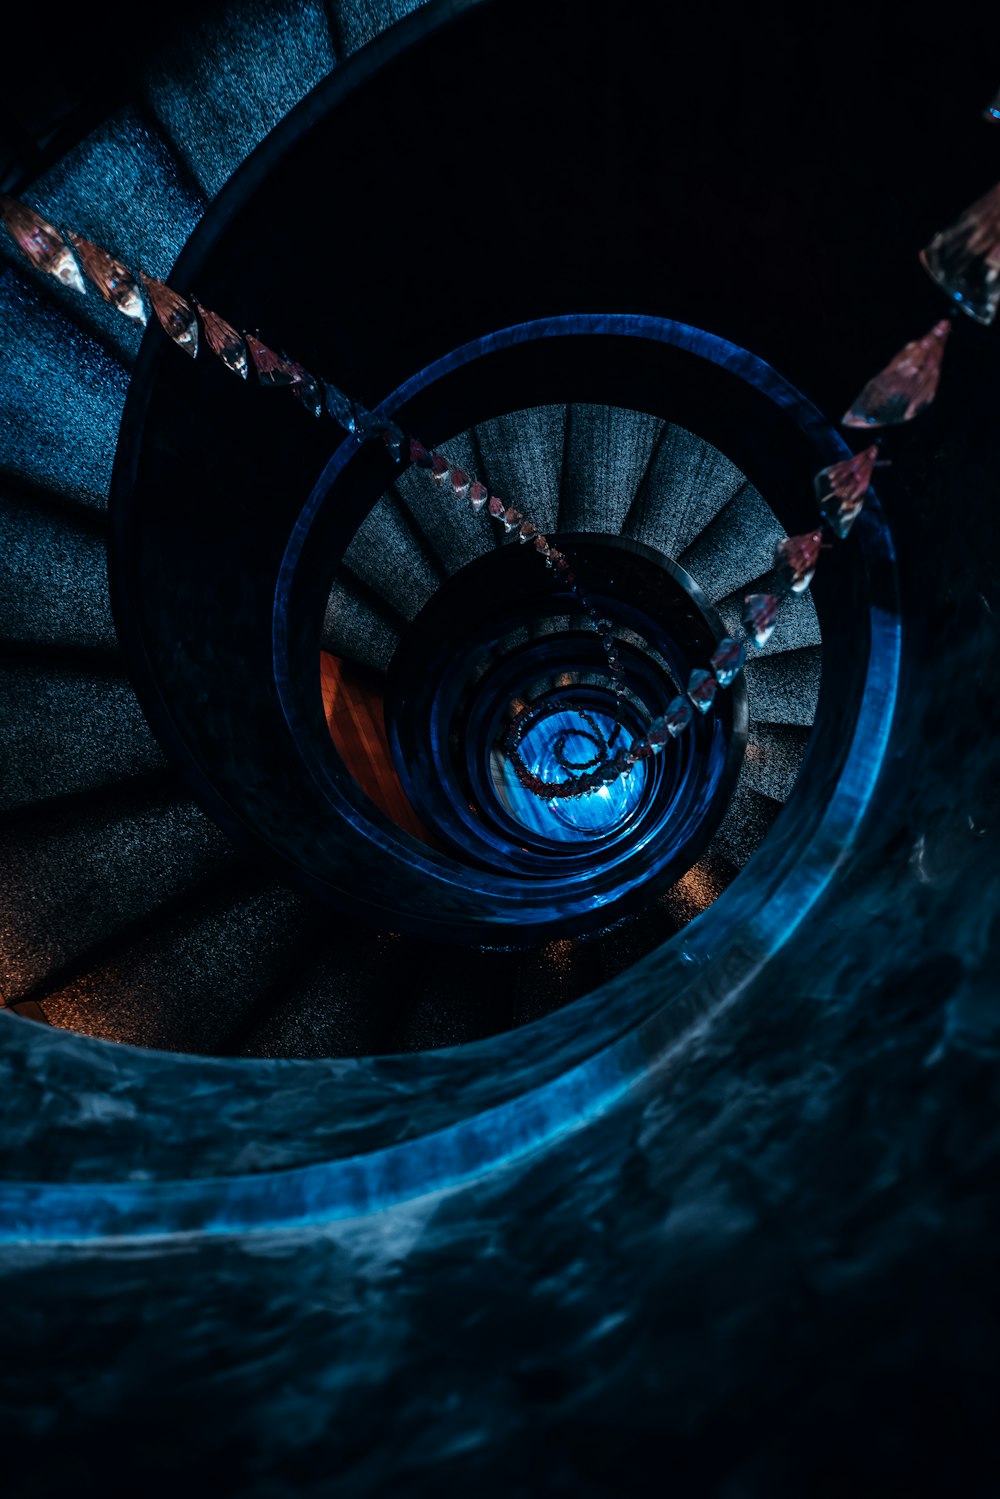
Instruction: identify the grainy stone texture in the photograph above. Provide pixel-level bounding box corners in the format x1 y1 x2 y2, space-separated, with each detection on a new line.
679 481 785 602
0 271 128 509
321 576 401 671
394 430 493 575
342 495 444 622
623 424 747 557
743 645 822 727
12 109 206 365
706 772 781 869
143 0 337 199
742 721 811 802
474 406 566 538
715 580 822 658
0 787 235 1001
0 492 115 650
330 0 432 58
0 665 165 812
39 881 315 1055
559 405 664 536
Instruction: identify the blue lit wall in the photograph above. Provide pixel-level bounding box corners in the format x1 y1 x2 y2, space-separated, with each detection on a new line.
497 705 648 841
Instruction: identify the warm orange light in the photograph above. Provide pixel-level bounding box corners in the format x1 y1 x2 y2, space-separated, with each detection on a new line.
320 652 442 849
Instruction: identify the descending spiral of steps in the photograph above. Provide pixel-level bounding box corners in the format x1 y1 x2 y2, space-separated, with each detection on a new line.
1 4 997 1495
329 401 819 859
0 0 896 1206
0 0 895 1184
0 0 825 1056
0 0 479 1057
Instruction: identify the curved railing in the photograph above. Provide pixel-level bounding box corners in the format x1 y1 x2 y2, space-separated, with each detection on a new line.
383 535 746 884
272 314 881 940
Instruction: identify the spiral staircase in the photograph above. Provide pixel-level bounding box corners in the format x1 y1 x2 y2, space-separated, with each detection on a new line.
1 3 998 1496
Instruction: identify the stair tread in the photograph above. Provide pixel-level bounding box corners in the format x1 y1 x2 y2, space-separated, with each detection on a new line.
743 721 812 803
39 881 315 1055
0 270 128 509
0 492 115 650
0 786 235 1003
678 481 784 602
715 582 822 658
708 775 783 869
474 405 566 538
394 430 493 576
322 574 401 672
743 645 822 727
560 404 665 536
660 850 741 930
235 928 419 1058
385 944 519 1053
142 0 337 200
342 495 443 622
0 663 166 814
623 424 748 558
16 108 205 364
329 0 430 58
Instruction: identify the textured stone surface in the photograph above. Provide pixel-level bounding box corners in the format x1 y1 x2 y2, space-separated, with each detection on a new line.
0 665 165 813
321 576 401 672
473 406 566 538
0 492 115 649
40 881 315 1055
143 0 337 199
679 479 786 602
27 109 205 283
0 270 128 509
559 405 664 535
715 579 822 658
707 772 782 869
236 927 413 1059
15 110 206 364
0 787 234 1002
742 721 811 802
623 423 747 556
330 0 431 58
393 429 492 576
342 495 444 622
743 646 822 727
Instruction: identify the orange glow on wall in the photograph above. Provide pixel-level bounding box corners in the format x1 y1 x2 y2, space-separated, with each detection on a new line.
320 652 441 849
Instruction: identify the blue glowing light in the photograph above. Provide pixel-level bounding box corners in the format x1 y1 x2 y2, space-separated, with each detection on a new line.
499 707 648 840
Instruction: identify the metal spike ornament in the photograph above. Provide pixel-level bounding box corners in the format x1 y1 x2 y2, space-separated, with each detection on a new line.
687 668 718 713
661 696 694 737
371 420 403 462
710 637 746 688
66 232 145 322
193 301 248 378
920 181 1000 326
287 359 324 419
842 319 950 428
775 530 823 593
742 593 782 648
244 335 324 417
0 196 85 293
814 444 879 539
245 333 296 385
140 274 198 356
